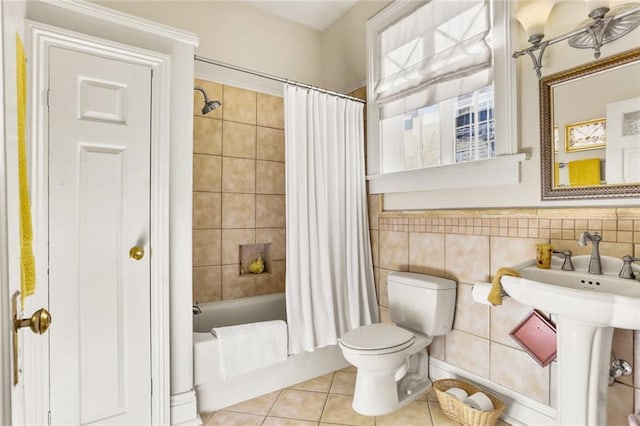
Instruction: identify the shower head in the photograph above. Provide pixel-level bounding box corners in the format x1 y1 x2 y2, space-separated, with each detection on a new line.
194 86 222 115
202 99 222 115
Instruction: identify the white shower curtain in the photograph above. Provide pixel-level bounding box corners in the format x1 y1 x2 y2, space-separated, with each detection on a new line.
284 85 378 354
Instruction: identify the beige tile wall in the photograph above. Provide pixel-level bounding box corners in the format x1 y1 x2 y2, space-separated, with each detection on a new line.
370 204 640 421
192 81 637 420
193 79 286 303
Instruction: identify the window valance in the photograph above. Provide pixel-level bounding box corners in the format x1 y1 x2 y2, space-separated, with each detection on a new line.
373 0 492 119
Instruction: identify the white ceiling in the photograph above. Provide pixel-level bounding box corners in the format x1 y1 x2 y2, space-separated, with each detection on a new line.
246 1 359 31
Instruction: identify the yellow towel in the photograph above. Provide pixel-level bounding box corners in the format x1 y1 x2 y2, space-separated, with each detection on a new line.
553 162 560 187
16 35 35 309
568 158 601 187
487 267 520 306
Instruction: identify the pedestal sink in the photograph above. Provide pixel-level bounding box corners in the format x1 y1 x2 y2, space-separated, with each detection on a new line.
500 256 640 426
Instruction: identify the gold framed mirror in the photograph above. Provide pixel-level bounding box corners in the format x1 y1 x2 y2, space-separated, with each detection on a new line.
540 48 640 200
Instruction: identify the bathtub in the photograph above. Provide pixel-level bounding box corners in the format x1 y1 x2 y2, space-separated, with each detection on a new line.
193 292 349 413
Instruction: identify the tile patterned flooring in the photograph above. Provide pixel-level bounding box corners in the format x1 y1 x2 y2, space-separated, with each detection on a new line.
200 367 512 426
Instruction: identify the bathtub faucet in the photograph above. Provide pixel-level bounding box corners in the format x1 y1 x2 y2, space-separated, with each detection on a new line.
193 302 202 315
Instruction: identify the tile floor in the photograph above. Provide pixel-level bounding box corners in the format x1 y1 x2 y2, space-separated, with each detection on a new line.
200 367 512 426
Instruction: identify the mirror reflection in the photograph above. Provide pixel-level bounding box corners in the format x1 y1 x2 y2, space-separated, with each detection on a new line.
553 60 640 187
540 48 640 200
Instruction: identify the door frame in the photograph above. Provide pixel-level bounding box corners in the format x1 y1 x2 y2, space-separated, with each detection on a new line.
25 21 171 424
0 1 13 424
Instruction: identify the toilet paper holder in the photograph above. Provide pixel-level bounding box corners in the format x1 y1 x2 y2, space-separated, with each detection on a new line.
471 282 510 306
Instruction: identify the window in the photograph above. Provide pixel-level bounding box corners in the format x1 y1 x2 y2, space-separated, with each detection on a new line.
382 84 496 173
366 0 524 193
454 85 495 163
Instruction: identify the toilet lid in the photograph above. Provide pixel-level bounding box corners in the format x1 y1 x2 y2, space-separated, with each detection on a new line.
340 323 415 353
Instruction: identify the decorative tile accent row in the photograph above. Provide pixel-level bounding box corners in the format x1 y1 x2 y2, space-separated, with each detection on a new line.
377 208 640 244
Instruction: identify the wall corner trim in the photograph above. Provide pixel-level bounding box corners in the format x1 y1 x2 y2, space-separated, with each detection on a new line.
170 390 202 426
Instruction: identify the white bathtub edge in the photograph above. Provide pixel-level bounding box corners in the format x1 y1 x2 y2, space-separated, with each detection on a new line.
196 344 349 413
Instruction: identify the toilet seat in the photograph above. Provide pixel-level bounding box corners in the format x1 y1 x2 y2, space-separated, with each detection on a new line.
340 323 415 355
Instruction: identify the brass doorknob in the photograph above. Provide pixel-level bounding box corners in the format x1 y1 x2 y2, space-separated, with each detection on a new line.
129 246 145 261
14 307 51 335
12 292 52 384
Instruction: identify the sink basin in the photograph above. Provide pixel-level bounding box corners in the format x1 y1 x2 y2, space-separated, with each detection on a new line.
499 255 640 426
501 256 640 329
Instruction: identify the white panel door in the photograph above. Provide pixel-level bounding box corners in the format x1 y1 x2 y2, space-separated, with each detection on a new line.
606 96 640 184
48 46 152 425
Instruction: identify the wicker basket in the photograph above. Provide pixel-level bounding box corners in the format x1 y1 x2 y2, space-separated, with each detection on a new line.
433 379 505 426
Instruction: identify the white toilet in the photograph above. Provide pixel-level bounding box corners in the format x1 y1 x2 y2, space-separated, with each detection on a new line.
338 272 456 416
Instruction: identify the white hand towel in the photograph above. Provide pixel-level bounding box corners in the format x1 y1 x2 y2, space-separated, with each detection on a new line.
212 320 287 379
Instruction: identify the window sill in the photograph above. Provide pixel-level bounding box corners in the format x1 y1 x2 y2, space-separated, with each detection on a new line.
367 153 528 194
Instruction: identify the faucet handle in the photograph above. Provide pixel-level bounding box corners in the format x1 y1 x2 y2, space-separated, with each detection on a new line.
619 255 640 280
553 249 575 271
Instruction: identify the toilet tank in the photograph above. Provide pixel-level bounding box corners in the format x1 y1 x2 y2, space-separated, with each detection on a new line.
387 272 456 336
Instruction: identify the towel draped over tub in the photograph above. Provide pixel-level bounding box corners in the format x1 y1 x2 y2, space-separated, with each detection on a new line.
211 320 288 379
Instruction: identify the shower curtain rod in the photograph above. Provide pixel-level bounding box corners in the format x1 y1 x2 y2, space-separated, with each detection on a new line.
194 55 366 104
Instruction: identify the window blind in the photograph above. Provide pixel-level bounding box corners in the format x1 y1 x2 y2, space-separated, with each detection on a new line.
374 0 493 119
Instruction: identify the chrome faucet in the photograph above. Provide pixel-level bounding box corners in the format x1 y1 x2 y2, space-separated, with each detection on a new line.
193 302 202 315
578 231 602 275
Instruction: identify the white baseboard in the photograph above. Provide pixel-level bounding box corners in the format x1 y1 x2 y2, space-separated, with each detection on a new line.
170 389 202 426
429 358 556 426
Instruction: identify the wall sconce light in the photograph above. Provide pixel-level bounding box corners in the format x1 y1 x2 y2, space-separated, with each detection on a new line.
512 1 640 78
